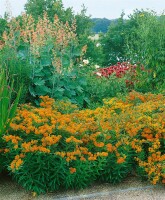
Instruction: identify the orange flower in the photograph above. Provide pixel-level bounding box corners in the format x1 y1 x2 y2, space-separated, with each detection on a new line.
66 157 70 162
94 142 104 148
15 159 23 169
80 156 86 161
69 167 76 174
106 143 113 152
162 179 165 184
117 157 125 164
4 149 10 153
88 156 97 161
106 135 111 140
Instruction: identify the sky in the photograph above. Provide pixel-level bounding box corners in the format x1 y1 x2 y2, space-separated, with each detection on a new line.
0 0 164 19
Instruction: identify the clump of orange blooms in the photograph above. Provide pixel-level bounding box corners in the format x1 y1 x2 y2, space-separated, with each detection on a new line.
69 167 76 174
3 91 165 188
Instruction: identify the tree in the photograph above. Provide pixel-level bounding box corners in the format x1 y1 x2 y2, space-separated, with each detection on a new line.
92 18 114 33
100 12 128 66
73 5 103 63
25 0 74 23
126 10 165 91
74 5 93 37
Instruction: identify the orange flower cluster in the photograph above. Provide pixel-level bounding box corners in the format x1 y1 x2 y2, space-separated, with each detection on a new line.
66 136 83 144
69 167 76 174
10 154 25 172
117 157 126 164
21 141 50 153
42 135 62 146
3 92 165 186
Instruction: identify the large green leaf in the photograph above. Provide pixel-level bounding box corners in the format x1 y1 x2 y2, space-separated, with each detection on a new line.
33 66 43 74
76 86 83 93
62 54 70 67
33 78 45 86
29 85 36 97
42 44 54 53
56 88 65 92
40 56 52 67
72 47 81 57
17 45 29 60
35 85 51 96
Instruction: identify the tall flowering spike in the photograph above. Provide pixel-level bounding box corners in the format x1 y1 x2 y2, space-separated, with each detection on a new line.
2 12 80 71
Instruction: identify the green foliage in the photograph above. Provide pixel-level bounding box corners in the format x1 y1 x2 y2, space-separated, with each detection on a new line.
0 70 21 137
100 12 128 65
1 13 86 105
7 153 105 194
75 5 93 37
100 152 133 184
25 0 73 23
0 69 21 172
0 46 31 103
126 10 165 91
29 66 90 107
53 99 79 114
92 18 114 33
85 73 128 106
64 158 105 190
100 10 165 93
81 36 104 65
11 153 69 194
0 17 8 40
0 18 7 40
74 6 102 64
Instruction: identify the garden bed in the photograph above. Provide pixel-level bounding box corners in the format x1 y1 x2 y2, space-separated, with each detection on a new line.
0 5 165 200
1 92 164 195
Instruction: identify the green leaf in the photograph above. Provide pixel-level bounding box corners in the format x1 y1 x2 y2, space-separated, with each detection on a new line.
62 55 70 67
76 86 83 93
56 88 65 92
43 68 52 76
29 85 36 97
40 56 52 67
72 47 81 57
79 77 87 86
84 97 90 104
17 45 28 60
42 44 54 53
33 66 43 74
35 85 51 96
33 78 45 86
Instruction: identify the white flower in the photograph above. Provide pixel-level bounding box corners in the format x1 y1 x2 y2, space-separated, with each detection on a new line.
95 65 100 69
96 72 102 76
83 59 89 65
96 43 101 47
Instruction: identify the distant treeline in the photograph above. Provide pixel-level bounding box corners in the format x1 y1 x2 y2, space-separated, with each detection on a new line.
91 18 118 33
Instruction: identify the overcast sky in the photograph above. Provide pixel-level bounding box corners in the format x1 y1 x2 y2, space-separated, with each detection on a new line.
0 0 164 19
